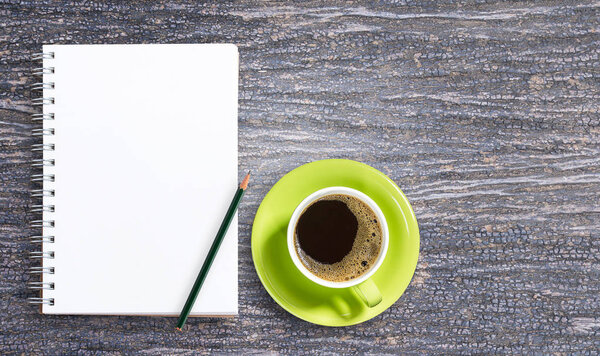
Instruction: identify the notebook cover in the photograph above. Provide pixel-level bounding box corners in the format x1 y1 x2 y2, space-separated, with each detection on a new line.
38 44 238 316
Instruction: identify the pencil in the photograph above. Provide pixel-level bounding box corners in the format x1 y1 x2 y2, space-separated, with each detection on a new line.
176 171 250 331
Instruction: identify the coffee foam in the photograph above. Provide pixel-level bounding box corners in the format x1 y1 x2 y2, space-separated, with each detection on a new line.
294 194 383 282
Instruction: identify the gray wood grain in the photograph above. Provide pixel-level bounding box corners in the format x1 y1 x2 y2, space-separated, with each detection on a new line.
1 0 599 354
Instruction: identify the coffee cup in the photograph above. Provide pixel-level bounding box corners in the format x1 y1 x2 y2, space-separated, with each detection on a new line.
287 187 389 307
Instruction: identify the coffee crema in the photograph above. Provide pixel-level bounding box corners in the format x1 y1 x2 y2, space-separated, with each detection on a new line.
294 194 383 282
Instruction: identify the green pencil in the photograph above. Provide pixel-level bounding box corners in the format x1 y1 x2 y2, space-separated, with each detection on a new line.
176 171 250 331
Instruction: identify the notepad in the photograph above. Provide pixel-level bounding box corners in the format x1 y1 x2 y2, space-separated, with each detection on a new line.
33 44 238 315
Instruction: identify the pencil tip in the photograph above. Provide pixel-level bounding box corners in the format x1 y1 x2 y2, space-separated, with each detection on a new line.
176 327 182 332
240 171 251 190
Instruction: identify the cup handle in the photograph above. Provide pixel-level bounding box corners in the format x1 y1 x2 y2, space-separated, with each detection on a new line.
352 279 382 308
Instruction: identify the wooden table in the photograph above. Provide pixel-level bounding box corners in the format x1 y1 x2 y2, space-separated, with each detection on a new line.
1 1 599 354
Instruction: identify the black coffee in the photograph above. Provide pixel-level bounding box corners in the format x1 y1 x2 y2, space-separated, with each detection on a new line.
294 194 383 282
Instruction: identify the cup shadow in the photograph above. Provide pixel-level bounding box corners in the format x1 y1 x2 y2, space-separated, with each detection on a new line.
259 222 367 320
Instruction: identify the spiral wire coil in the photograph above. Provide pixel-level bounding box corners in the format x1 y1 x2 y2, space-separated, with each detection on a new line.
28 51 56 306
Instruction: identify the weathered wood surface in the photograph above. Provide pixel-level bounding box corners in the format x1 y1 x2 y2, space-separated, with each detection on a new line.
1 0 599 354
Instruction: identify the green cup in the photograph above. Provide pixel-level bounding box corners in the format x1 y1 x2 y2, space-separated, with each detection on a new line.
287 187 389 308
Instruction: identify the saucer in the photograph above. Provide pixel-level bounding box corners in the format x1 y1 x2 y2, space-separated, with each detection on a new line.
251 159 419 326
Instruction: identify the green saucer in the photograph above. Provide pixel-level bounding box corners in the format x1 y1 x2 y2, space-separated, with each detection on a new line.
251 159 419 326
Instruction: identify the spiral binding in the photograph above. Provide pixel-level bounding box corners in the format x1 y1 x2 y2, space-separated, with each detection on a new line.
28 282 55 290
31 174 55 182
30 220 55 228
30 205 55 213
32 67 54 75
29 251 54 259
31 189 55 197
29 267 55 274
32 52 54 60
29 236 55 243
32 97 55 105
31 83 55 91
31 144 55 152
31 128 55 136
28 298 54 306
29 51 56 307
31 159 55 167
31 113 54 121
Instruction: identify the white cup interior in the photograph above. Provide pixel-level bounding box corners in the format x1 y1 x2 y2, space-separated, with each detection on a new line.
287 186 389 288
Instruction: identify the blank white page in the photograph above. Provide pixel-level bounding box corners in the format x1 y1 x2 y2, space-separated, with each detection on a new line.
40 44 238 315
